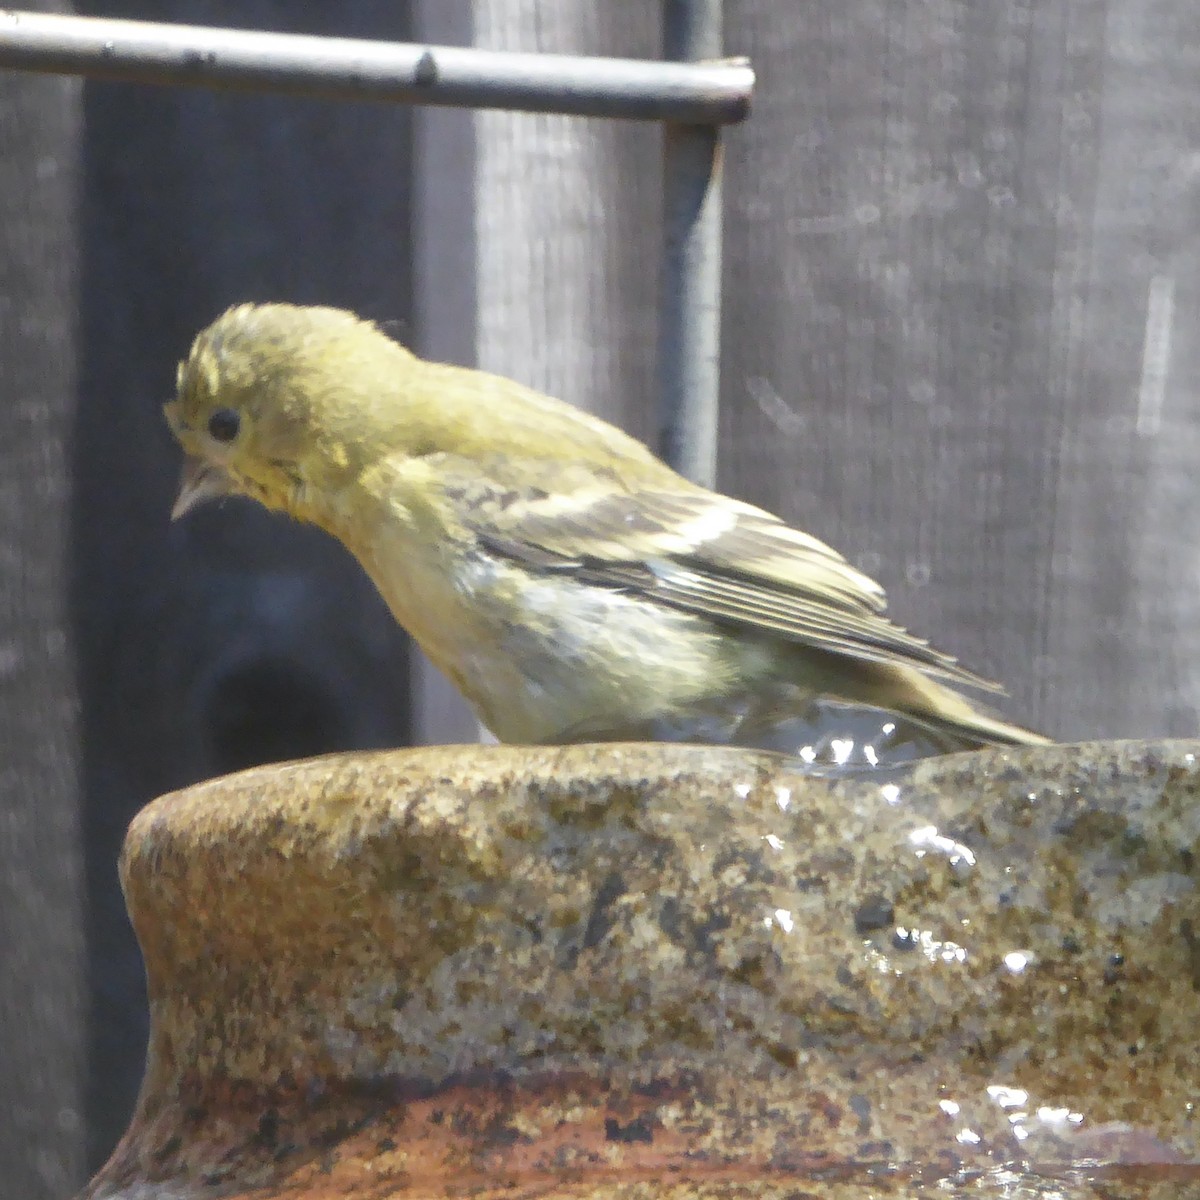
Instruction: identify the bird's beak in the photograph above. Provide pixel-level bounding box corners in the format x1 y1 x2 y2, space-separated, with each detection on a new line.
171 456 234 520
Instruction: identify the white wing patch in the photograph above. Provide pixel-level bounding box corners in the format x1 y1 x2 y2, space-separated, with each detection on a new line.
676 504 740 546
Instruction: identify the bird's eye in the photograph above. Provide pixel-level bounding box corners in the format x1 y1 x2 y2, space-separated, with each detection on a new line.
208 408 241 443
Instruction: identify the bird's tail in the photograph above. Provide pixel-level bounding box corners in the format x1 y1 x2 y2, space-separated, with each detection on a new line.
894 670 1049 750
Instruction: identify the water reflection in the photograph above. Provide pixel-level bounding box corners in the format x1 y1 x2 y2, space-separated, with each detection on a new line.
587 690 999 772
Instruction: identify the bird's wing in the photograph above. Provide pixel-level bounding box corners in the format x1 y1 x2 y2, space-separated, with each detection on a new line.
441 460 1001 693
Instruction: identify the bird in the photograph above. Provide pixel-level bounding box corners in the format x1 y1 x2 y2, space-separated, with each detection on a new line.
164 302 1046 759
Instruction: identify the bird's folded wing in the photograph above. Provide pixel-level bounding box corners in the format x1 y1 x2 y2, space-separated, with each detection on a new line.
446 464 1001 693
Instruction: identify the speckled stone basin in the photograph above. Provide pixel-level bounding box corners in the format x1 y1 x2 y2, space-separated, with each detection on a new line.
83 741 1199 1199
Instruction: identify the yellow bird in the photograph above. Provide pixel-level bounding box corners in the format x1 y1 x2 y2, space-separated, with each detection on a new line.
165 302 1046 755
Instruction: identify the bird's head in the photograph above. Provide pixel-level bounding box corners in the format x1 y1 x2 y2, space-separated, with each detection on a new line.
165 302 416 522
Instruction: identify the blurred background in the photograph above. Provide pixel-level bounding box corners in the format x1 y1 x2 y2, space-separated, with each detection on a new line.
4 0 1200 1194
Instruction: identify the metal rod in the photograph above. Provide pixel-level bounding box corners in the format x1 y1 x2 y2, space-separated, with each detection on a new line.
658 0 725 487
0 9 752 123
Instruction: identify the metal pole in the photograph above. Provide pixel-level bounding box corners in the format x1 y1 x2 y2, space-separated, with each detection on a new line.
0 10 752 124
659 0 724 487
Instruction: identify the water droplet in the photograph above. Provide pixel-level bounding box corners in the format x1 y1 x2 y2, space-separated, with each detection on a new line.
909 825 977 869
987 1085 1029 1109
769 908 794 933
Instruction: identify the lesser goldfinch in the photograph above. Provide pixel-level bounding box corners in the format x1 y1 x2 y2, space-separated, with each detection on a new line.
165 303 1045 752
